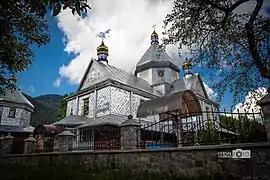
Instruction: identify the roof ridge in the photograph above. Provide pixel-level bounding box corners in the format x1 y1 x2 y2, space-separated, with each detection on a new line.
136 43 178 68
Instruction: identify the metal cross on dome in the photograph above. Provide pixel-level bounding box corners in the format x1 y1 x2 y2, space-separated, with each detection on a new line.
152 24 156 30
97 29 111 41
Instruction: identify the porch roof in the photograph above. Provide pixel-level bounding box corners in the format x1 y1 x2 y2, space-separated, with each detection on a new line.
136 90 202 118
77 114 128 129
52 115 90 126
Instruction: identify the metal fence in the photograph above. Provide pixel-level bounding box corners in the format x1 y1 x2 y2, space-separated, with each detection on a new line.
137 109 267 148
70 125 121 151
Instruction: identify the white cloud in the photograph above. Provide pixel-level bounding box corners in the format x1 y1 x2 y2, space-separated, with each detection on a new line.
203 82 217 98
233 87 268 114
28 86 35 93
54 0 269 87
55 0 184 85
53 77 62 88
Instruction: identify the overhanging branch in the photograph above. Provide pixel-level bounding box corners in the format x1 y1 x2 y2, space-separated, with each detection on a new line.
245 0 270 79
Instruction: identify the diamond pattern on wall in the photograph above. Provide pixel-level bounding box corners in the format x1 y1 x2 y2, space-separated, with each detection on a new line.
132 94 141 118
66 100 72 116
87 93 95 118
132 94 150 118
66 99 77 116
111 87 131 116
96 87 110 117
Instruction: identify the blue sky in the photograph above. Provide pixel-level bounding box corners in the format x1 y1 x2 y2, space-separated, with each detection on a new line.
17 17 77 96
16 0 269 111
16 14 234 110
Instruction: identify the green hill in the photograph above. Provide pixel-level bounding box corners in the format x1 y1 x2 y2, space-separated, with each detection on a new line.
23 93 63 127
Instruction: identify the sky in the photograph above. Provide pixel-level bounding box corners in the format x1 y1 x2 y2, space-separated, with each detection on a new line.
16 0 270 112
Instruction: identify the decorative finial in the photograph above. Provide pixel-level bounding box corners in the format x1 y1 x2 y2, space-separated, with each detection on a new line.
182 58 193 77
8 75 17 84
152 24 156 30
96 29 111 64
151 26 159 45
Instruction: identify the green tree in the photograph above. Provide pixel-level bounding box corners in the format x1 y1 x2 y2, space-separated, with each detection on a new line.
183 120 219 145
56 94 68 120
0 0 90 94
163 0 269 104
219 114 267 142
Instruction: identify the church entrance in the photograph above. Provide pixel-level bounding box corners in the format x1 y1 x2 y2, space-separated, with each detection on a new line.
71 124 121 151
136 90 203 148
33 124 64 152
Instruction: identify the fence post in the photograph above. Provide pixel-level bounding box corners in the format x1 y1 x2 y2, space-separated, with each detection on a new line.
257 87 270 143
119 115 141 150
58 130 74 152
3 133 14 154
0 135 4 156
24 134 37 154
53 134 59 152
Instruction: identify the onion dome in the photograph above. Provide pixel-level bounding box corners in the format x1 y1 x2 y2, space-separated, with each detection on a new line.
8 75 17 83
97 41 109 64
151 30 159 45
182 58 193 77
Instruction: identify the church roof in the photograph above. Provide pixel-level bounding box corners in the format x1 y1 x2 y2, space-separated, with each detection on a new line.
77 59 161 97
0 125 34 133
77 114 128 128
136 43 179 70
137 90 202 118
52 115 90 126
169 74 209 99
0 89 34 110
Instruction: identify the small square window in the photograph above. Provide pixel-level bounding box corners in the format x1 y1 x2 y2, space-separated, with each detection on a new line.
8 108 16 118
70 108 73 115
83 98 89 116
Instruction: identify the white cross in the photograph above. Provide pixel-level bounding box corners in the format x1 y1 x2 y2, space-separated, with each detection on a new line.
97 29 111 41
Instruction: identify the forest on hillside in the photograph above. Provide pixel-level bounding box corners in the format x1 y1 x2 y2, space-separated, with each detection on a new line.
23 93 64 127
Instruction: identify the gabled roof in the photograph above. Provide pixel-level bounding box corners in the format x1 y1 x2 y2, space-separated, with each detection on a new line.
77 59 161 96
136 43 179 69
0 89 34 110
170 74 209 99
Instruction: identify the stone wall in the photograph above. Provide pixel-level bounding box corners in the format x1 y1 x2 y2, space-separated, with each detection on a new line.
1 143 270 179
